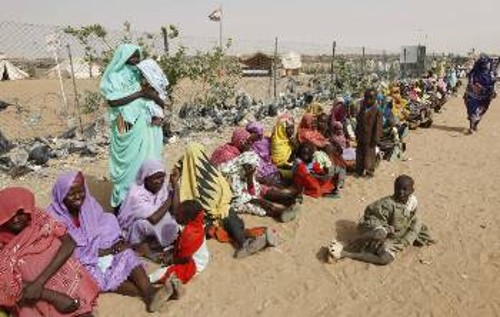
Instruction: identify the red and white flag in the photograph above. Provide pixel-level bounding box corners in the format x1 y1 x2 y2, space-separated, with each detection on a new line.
208 8 221 22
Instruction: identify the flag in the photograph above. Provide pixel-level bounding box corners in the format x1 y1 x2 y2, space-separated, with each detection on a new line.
208 8 221 22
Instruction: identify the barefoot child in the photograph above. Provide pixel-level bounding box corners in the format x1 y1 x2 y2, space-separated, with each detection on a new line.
150 200 209 286
327 175 434 265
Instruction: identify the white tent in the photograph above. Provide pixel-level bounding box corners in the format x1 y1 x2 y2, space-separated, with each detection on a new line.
281 52 302 70
47 58 101 79
0 55 29 80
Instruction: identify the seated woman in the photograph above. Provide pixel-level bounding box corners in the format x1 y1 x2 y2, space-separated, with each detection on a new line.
316 113 332 139
173 142 275 259
330 97 356 141
47 172 176 313
330 121 356 171
210 128 252 168
271 114 297 170
293 143 338 198
149 200 209 286
297 113 330 149
300 113 347 189
220 151 299 222
245 122 282 186
304 94 324 115
118 160 178 260
327 175 434 265
0 187 98 317
377 97 407 161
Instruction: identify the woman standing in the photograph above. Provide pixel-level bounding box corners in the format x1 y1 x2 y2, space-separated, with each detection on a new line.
100 44 165 210
464 56 496 133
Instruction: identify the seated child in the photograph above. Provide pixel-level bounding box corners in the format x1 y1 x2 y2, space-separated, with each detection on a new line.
149 200 209 286
293 143 338 198
136 59 169 126
327 175 434 265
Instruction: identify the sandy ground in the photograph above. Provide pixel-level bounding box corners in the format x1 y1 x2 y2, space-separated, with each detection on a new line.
0 93 499 316
0 76 299 140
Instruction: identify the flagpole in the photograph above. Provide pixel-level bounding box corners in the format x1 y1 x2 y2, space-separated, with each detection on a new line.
219 5 223 49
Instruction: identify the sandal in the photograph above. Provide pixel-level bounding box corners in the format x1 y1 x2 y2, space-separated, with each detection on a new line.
327 240 344 260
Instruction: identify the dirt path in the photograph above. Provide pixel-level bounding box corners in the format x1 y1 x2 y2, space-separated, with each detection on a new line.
1 94 499 316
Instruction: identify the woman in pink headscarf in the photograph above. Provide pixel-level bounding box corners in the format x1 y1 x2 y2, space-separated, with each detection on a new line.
118 160 179 261
210 128 253 168
297 114 330 149
0 187 98 317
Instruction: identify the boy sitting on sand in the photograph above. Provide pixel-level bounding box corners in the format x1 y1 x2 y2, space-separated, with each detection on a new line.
327 175 434 265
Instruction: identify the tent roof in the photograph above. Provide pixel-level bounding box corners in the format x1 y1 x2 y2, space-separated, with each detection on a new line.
281 52 302 69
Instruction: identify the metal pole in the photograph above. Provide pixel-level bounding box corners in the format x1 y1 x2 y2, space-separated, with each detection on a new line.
219 5 223 49
66 45 84 134
331 41 336 96
362 46 366 75
53 51 69 111
273 37 278 100
162 27 169 56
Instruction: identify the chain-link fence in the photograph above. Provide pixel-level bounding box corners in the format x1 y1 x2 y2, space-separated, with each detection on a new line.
0 20 425 139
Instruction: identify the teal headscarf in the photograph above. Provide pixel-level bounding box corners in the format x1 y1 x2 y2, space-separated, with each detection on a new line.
100 44 145 124
100 44 163 207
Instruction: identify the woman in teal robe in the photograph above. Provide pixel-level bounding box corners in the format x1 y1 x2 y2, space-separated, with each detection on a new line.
100 44 164 209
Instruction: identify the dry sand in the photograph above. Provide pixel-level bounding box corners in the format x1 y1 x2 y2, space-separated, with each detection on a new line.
0 92 499 316
0 76 297 140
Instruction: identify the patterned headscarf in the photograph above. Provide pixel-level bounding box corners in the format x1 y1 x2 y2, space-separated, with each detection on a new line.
137 59 169 101
210 128 252 167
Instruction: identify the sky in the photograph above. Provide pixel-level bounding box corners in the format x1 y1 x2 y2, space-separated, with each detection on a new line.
2 0 499 55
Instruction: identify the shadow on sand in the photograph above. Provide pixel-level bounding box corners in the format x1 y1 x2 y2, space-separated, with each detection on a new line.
430 124 468 134
316 219 360 263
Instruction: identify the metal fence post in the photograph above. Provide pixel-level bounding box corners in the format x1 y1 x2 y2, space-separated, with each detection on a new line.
66 44 84 135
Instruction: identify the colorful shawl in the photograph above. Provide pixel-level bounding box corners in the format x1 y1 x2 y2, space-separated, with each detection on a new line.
271 114 294 166
330 121 348 149
179 143 233 220
47 172 123 267
246 122 279 179
0 188 99 315
297 114 329 148
305 102 324 115
330 98 347 126
210 128 251 167
118 160 170 231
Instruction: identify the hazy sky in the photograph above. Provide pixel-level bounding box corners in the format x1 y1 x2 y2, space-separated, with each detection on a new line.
2 0 499 54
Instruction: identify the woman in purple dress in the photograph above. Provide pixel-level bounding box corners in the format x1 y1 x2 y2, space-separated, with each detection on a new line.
47 171 176 313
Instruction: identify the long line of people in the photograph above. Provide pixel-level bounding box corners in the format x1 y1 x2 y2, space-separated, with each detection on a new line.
0 62 463 316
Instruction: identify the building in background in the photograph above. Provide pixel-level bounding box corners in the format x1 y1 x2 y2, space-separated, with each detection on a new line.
400 46 426 78
240 52 273 77
281 52 302 77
